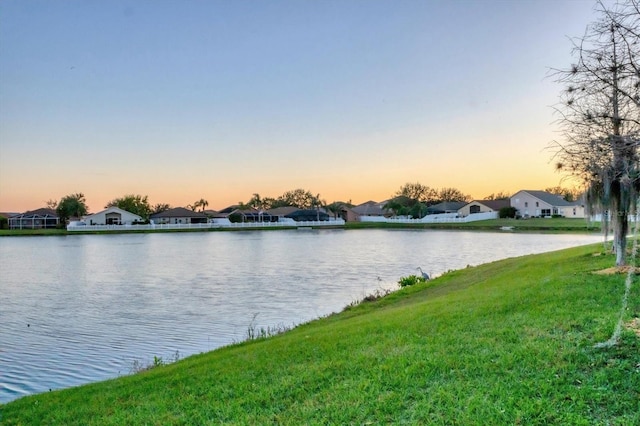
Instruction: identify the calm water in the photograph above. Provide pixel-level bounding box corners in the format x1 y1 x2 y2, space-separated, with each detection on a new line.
0 229 601 403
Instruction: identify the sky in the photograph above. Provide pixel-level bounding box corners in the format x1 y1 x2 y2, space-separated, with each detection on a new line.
0 0 603 213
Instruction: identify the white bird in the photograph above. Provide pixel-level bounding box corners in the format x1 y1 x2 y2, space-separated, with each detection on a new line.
416 267 430 280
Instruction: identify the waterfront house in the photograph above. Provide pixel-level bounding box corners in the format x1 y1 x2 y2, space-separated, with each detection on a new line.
9 208 59 229
150 207 208 224
458 199 510 217
285 209 330 222
510 190 585 218
267 206 299 219
351 200 393 221
84 207 143 225
426 202 467 215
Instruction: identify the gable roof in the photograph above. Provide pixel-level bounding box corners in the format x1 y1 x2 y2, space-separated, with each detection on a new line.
85 206 143 220
150 207 207 218
514 190 577 207
467 199 511 211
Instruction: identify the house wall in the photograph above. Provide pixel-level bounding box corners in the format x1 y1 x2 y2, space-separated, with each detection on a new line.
511 192 553 218
511 191 585 218
86 209 142 225
341 209 359 222
458 202 494 217
152 216 207 224
560 205 586 218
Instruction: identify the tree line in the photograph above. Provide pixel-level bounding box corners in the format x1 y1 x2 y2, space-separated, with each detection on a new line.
38 183 582 226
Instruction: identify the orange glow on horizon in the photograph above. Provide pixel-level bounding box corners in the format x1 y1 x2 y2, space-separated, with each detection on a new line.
0 169 565 214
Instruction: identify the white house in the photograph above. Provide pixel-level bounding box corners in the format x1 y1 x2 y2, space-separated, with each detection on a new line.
510 190 585 218
83 206 143 225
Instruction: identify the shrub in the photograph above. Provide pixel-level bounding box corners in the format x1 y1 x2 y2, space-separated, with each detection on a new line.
398 275 426 288
499 206 517 219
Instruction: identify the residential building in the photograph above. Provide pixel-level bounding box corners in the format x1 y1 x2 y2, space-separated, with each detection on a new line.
510 190 585 218
9 208 59 229
150 207 207 224
458 199 510 217
84 206 143 225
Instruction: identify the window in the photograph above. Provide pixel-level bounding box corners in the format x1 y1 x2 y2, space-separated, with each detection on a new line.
541 209 551 217
470 205 480 214
536 202 539 207
524 202 528 207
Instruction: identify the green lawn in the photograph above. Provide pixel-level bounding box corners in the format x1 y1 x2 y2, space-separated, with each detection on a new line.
1 244 637 425
346 217 601 232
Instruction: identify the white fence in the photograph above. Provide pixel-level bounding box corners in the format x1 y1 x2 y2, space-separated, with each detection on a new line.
67 219 346 232
360 211 498 224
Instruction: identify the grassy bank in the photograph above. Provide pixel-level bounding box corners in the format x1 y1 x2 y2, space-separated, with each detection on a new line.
346 217 601 232
1 244 638 425
0 218 600 237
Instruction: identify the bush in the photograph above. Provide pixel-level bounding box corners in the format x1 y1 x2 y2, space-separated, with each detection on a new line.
499 206 517 219
398 275 426 288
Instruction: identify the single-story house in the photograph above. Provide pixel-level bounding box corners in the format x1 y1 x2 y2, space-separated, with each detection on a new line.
84 206 143 225
285 209 330 222
267 206 299 219
510 190 585 218
150 207 208 224
266 206 333 222
351 200 393 221
9 208 59 229
426 202 467 215
458 199 510 217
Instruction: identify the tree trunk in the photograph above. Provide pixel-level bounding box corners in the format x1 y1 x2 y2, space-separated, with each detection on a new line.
610 174 629 266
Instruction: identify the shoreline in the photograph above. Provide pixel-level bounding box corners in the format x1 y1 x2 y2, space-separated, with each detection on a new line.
1 242 637 424
0 218 602 237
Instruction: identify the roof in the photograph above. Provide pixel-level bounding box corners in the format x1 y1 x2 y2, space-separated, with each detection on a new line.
217 205 240 214
85 206 143 220
10 208 58 218
267 206 299 216
285 209 330 219
468 199 511 210
427 202 467 212
150 207 207 218
351 201 390 216
514 190 577 207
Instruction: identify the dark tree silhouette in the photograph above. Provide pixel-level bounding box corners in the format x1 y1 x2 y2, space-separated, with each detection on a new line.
551 0 639 266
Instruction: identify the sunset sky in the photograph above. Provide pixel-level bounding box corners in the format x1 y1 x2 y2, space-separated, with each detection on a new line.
0 0 600 213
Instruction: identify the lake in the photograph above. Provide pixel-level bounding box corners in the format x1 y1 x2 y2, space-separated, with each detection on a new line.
0 229 602 403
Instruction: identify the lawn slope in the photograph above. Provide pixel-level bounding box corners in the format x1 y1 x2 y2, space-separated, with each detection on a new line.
1 244 638 425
